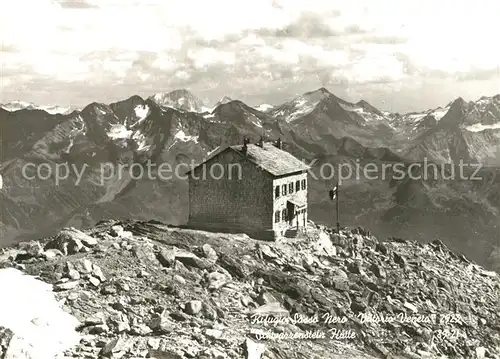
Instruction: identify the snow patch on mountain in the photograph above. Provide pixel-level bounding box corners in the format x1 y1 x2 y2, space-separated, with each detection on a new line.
402 107 450 123
255 104 274 112
107 124 133 140
1 100 33 111
407 113 427 122
430 107 449 121
0 268 81 359
105 117 152 152
475 96 499 111
164 129 199 152
174 130 199 143
272 97 320 123
46 106 74 115
132 131 152 152
202 112 223 123
1 101 74 115
65 115 86 153
340 103 388 122
245 112 263 128
387 106 452 137
134 104 150 122
465 122 500 132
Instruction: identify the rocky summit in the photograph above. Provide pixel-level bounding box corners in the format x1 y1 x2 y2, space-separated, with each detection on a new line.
0 221 499 359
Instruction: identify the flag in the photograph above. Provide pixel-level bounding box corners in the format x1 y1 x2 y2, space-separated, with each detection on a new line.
329 186 337 200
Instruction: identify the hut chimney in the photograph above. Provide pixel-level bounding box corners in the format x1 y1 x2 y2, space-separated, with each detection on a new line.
242 137 249 154
275 137 282 149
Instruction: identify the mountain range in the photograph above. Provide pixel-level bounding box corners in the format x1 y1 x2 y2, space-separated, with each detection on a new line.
0 88 499 271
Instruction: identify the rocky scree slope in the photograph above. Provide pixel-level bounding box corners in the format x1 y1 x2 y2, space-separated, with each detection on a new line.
0 220 499 359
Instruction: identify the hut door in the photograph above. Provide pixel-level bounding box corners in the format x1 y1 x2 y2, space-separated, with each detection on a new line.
286 201 295 226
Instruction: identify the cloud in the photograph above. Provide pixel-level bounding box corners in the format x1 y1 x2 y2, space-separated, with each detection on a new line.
187 48 236 69
344 24 370 35
55 0 98 9
361 36 408 45
257 12 340 38
0 0 499 112
456 68 500 82
0 44 18 53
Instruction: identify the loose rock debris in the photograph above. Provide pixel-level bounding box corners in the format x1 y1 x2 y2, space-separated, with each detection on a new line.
0 220 498 359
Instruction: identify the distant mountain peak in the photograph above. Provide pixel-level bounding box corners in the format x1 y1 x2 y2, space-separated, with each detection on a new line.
213 96 233 109
149 89 206 113
303 87 333 98
214 99 247 111
81 102 112 117
270 87 370 123
0 100 74 115
126 95 145 103
218 96 232 103
448 97 467 109
166 88 193 96
83 101 107 109
150 89 197 101
316 87 331 94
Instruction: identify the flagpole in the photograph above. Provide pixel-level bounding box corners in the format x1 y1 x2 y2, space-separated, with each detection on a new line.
336 177 340 233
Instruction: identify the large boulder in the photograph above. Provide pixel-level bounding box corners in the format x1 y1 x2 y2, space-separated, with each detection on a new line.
45 228 98 255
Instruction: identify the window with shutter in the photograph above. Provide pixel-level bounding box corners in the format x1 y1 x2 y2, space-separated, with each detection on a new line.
275 186 280 198
275 211 280 223
282 208 287 221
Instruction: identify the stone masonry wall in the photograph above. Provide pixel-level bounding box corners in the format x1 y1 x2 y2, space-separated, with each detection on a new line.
188 150 274 237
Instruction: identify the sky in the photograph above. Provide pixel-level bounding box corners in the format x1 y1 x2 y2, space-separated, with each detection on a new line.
1 0 499 113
